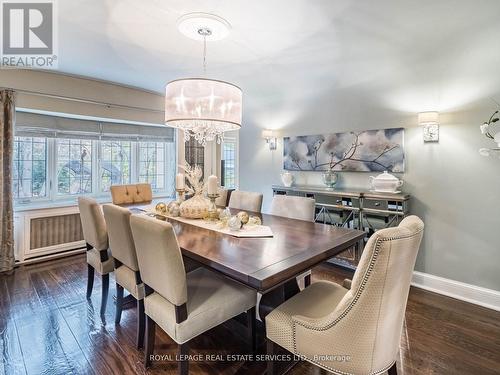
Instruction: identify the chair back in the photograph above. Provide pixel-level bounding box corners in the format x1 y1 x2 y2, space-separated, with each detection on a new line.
78 197 108 251
215 188 229 207
110 183 152 205
228 190 263 212
102 204 139 271
319 216 424 372
270 195 316 222
130 215 187 306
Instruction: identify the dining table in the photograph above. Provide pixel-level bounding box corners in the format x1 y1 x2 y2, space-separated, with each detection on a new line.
126 202 366 322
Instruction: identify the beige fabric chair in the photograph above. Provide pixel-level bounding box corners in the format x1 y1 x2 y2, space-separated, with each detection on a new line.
102 204 145 349
78 197 113 316
130 215 258 373
270 195 316 222
266 216 424 375
110 183 153 205
228 190 263 212
270 195 317 288
215 187 229 207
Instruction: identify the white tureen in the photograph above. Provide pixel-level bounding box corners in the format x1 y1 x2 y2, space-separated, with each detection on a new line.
369 171 403 193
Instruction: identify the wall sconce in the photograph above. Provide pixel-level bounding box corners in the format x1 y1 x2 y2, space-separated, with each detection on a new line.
262 129 277 150
479 110 500 156
418 111 439 142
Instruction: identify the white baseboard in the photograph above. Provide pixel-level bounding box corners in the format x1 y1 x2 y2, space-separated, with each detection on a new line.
411 271 500 312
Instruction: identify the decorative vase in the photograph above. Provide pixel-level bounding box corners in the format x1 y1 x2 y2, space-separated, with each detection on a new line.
322 170 338 188
280 171 294 187
180 193 209 219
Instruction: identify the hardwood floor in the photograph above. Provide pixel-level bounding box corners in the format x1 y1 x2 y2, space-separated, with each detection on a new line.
1 254 499 375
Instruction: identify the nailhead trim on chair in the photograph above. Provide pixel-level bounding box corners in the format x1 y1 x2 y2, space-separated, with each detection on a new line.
291 228 423 375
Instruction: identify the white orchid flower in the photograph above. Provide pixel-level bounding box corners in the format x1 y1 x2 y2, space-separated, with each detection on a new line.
480 123 489 134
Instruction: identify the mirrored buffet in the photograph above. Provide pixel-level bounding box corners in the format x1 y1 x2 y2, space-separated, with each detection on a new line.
272 185 410 270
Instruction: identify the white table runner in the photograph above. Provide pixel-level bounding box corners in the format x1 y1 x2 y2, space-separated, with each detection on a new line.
143 207 273 238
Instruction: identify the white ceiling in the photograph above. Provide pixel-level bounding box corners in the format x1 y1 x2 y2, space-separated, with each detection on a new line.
58 0 500 115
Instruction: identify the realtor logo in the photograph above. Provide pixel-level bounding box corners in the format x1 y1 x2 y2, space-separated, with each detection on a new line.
1 0 58 68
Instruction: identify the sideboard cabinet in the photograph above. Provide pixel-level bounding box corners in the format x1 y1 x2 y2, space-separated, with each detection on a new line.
272 185 410 270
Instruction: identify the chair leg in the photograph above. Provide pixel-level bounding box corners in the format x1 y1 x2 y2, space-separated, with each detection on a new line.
388 362 397 375
145 315 156 368
267 339 277 375
100 274 109 317
178 342 189 375
115 283 124 324
136 299 145 349
86 264 94 299
246 307 256 354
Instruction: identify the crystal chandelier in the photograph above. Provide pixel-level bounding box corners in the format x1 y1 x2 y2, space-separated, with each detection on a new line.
479 110 500 157
164 13 242 146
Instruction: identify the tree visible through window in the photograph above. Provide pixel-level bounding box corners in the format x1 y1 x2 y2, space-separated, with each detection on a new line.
57 139 93 195
100 140 131 192
139 142 165 191
13 137 47 199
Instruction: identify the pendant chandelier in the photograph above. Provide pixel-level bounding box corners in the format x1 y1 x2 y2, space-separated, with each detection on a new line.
164 13 242 146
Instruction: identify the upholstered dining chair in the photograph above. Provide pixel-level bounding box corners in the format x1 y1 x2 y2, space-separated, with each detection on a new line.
130 215 258 374
110 183 153 205
270 195 316 288
228 190 263 212
265 215 424 375
102 204 145 349
270 195 316 222
78 197 114 316
215 187 229 206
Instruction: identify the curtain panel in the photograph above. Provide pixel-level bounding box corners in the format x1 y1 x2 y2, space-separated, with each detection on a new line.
0 90 15 273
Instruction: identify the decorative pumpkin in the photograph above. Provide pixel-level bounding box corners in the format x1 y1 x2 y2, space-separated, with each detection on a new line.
167 201 180 217
248 216 262 226
155 202 167 215
237 211 249 225
228 215 243 231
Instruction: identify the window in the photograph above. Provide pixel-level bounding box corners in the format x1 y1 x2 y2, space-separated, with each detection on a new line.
57 139 93 195
139 142 165 191
100 140 131 192
13 137 47 200
14 111 177 205
222 135 238 189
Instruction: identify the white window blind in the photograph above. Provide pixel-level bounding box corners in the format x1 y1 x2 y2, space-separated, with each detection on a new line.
15 111 175 142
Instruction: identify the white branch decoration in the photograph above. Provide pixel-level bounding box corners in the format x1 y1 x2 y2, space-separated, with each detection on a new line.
178 163 205 195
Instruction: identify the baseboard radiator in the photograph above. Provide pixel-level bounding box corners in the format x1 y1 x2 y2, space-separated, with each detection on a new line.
16 210 87 264
29 213 84 250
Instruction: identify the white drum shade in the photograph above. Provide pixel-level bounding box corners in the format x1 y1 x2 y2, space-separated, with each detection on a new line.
164 78 242 145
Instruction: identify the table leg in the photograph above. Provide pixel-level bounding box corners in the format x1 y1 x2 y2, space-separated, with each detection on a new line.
259 278 300 322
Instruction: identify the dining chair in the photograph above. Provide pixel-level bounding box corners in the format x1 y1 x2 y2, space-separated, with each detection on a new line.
102 204 146 349
270 195 316 222
130 214 258 373
228 190 263 212
265 215 424 375
78 197 114 316
215 187 229 206
110 183 153 205
270 195 316 287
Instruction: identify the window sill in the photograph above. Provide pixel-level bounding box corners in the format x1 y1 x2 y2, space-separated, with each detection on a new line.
14 194 174 213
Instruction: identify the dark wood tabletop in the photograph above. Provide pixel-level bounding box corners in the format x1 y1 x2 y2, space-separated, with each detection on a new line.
129 204 365 293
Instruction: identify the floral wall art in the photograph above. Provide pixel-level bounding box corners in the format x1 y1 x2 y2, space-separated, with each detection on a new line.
283 128 405 172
